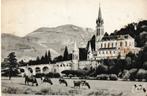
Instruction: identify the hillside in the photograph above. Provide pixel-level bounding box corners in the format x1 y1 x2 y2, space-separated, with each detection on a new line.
1 24 94 61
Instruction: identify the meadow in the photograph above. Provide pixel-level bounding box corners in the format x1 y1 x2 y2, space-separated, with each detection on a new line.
1 77 147 96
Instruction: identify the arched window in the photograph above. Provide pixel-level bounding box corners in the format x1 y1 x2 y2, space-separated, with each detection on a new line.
35 67 41 73
112 43 113 48
108 43 110 48
129 42 131 46
42 66 49 73
101 43 103 48
20 69 25 72
113 51 115 54
120 42 123 47
28 68 33 73
63 64 65 67
104 43 106 48
125 41 127 47
115 42 117 47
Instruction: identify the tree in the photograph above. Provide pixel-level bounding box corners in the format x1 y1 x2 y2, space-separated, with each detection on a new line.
45 51 48 63
7 52 18 80
41 56 46 64
63 46 69 61
36 56 40 64
48 50 52 63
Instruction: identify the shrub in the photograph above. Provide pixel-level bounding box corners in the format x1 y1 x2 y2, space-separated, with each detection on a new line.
54 73 60 78
129 68 138 81
96 74 109 80
95 64 108 76
46 72 60 78
143 61 147 70
109 74 118 80
35 73 44 78
136 69 147 81
122 70 130 81
61 69 87 77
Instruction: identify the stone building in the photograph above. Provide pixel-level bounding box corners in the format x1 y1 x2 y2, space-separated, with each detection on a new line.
87 5 141 60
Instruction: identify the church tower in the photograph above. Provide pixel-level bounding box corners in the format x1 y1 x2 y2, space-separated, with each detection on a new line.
72 41 79 70
87 42 93 60
96 5 104 42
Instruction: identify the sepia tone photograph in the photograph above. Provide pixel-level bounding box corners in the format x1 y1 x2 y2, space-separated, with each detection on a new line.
1 0 147 96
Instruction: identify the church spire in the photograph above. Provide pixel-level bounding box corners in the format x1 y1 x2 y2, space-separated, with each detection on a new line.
96 3 104 42
96 4 103 25
98 4 102 20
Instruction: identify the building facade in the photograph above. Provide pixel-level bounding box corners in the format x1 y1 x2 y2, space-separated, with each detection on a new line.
87 5 141 60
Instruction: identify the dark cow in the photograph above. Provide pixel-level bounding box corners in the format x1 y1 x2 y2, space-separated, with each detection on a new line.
43 76 53 85
25 75 38 86
73 80 90 89
73 81 81 88
59 78 68 86
81 81 90 89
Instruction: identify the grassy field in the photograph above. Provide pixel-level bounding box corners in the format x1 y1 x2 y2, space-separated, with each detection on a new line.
1 77 147 96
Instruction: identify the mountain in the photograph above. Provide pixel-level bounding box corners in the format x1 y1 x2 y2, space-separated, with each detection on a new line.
1 24 95 62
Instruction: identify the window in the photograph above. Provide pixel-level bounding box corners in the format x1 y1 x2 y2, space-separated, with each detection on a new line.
110 51 111 54
101 43 103 48
125 41 127 47
108 43 110 48
129 42 131 46
115 42 117 47
104 43 106 48
120 42 123 47
112 43 113 48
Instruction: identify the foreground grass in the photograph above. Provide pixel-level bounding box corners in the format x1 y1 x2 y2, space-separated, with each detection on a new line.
2 77 147 96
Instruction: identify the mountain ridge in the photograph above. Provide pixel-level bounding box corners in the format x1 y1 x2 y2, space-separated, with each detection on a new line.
1 24 95 62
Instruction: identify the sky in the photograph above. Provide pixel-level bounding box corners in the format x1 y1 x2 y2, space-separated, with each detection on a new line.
1 0 147 37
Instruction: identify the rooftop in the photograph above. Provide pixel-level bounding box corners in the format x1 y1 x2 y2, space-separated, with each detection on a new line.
101 34 133 41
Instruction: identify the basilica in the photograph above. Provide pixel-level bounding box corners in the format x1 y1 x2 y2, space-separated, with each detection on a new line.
87 6 141 60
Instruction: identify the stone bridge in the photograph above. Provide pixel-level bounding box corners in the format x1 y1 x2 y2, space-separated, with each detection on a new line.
19 60 99 75
19 61 73 75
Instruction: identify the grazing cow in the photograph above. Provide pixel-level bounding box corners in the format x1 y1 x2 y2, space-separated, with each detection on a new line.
25 75 38 86
132 84 147 96
73 80 90 89
43 77 53 85
59 78 68 86
73 81 81 88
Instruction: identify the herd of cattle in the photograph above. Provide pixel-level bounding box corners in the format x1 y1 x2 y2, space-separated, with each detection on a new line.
24 74 90 89
24 74 147 95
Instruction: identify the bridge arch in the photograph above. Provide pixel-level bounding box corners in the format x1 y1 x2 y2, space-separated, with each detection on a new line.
35 67 41 74
42 66 49 74
28 67 33 73
20 68 25 72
